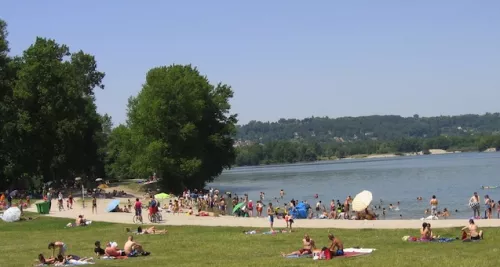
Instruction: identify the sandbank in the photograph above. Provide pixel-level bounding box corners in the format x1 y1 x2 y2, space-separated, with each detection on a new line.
24 198 500 229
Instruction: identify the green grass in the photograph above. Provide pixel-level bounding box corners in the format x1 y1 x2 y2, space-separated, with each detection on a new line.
1 215 499 267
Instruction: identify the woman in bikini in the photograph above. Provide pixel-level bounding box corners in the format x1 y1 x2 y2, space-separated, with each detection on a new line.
420 223 432 241
92 196 97 214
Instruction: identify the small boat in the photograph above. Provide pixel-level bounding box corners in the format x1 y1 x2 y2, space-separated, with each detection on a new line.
481 186 499 189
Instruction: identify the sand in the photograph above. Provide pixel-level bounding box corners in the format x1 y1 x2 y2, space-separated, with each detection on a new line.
24 197 500 229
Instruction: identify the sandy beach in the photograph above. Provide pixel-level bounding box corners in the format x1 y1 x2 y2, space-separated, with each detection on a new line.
25 197 500 229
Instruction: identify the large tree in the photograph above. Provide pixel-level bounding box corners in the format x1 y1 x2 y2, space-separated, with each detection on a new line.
124 64 237 193
9 36 106 185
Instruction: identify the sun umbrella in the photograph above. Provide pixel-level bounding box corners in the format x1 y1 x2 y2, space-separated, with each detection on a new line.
106 199 120 212
98 184 109 189
232 202 245 213
351 190 373 212
155 193 171 199
75 177 81 181
95 178 103 182
1 207 21 222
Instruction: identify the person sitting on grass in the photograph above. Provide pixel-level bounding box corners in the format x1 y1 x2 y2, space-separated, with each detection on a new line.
76 215 86 226
104 242 125 257
461 219 484 240
327 233 344 256
124 236 151 256
48 241 67 258
281 234 315 257
94 241 105 257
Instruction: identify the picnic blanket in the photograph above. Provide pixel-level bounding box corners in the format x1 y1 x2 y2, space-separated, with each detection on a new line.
285 254 313 258
101 256 128 260
403 236 457 243
244 230 290 235
65 221 92 228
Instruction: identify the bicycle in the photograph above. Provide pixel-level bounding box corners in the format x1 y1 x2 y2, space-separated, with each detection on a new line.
133 213 143 224
148 212 162 223
58 200 64 211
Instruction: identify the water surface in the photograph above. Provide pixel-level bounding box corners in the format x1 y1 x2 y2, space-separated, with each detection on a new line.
210 152 500 219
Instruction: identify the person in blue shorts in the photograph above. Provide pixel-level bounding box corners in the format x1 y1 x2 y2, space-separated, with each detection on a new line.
327 233 344 256
267 203 274 232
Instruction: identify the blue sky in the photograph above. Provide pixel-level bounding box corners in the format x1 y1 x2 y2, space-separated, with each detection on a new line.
3 1 499 126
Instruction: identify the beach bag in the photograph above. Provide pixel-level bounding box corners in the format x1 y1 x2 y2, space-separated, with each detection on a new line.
469 202 479 209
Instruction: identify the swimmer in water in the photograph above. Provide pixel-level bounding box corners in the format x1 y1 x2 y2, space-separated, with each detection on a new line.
389 204 394 210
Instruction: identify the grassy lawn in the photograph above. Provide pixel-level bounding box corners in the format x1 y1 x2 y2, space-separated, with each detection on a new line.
1 216 499 267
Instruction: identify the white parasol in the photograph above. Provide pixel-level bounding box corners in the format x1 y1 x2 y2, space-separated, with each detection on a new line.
95 178 103 182
1 207 21 222
351 190 373 212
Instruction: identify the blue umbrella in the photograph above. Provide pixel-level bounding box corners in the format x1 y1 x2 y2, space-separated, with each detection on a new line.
106 199 120 212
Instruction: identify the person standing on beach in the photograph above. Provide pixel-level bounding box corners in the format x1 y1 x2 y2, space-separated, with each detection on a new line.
280 189 285 199
469 192 480 218
92 196 97 214
430 195 438 216
267 203 274 232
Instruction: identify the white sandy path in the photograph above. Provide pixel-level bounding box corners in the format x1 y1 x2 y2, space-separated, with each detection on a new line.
25 198 500 229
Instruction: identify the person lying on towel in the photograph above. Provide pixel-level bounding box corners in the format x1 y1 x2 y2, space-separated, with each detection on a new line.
327 233 344 256
281 234 316 257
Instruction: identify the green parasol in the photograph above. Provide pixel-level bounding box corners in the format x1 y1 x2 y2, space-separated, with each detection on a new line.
155 193 171 199
232 202 245 213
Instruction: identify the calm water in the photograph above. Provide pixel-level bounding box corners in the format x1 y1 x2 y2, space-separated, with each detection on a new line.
209 152 500 219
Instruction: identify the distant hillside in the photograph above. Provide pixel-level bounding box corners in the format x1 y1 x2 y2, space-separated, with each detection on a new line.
235 113 500 144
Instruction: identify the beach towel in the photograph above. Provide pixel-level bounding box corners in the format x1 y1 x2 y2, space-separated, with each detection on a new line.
65 221 92 228
404 236 456 243
101 256 128 259
35 263 94 266
244 230 289 235
312 248 375 260
285 254 313 258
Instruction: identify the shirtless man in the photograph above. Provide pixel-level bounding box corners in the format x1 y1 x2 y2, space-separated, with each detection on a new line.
461 219 484 240
469 192 480 218
48 241 67 257
343 197 350 219
281 234 316 257
124 236 150 256
327 233 344 256
430 195 438 216
267 203 274 232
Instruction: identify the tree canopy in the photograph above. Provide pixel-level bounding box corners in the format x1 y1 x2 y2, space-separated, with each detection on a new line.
106 65 237 193
0 19 108 189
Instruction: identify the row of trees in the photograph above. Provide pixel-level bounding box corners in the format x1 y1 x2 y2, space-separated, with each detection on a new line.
0 20 238 193
0 20 110 189
237 113 500 143
234 135 500 166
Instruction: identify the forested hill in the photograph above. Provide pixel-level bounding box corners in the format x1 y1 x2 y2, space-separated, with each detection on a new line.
236 113 500 143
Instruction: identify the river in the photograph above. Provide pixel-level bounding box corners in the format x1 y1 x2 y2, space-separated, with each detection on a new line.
209 152 500 219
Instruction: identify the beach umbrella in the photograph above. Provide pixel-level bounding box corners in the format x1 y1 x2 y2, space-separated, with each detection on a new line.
1 207 21 222
232 202 245 213
75 177 81 181
106 199 120 212
155 193 171 199
95 178 103 182
351 190 373 212
98 184 109 189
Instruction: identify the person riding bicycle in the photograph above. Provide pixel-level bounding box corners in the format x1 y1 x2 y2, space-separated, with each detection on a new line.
134 198 142 222
57 192 64 210
149 196 158 219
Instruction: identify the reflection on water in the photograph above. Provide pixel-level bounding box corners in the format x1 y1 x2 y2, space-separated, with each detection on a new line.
209 152 500 219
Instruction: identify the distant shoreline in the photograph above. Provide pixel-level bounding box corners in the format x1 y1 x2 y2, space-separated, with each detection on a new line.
234 148 498 168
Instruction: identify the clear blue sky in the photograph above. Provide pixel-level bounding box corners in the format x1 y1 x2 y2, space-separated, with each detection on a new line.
3 1 499 126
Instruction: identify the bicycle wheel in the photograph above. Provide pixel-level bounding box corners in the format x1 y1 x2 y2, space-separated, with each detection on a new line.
157 213 162 221
148 213 154 223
